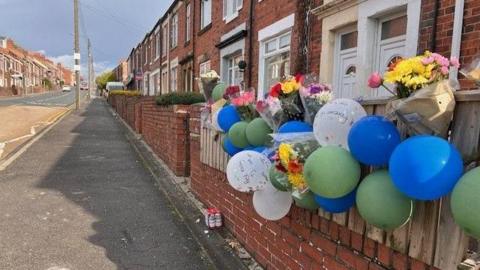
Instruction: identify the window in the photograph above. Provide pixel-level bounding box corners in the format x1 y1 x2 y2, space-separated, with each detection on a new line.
262 32 291 91
201 0 212 29
156 33 160 59
150 40 154 63
162 25 168 56
186 3 191 42
183 67 193 92
199 60 211 75
144 46 147 64
170 66 178 92
161 67 168 94
170 13 178 48
227 54 243 85
223 0 242 22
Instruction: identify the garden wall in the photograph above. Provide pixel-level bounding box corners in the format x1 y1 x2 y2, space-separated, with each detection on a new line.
110 95 191 177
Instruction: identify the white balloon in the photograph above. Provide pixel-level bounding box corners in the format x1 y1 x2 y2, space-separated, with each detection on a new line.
226 150 271 192
313 98 367 150
253 180 293 221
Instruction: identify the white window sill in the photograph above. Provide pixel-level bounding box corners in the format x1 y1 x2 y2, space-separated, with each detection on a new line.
224 12 239 24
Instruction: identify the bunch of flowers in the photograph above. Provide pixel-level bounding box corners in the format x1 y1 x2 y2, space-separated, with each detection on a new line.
274 143 306 190
225 86 258 121
368 51 460 98
273 139 319 191
256 96 286 131
268 75 305 121
300 82 334 124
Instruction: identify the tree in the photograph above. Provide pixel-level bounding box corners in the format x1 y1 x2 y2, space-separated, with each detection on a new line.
95 70 116 90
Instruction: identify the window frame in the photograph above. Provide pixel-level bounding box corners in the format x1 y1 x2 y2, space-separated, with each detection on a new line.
223 0 243 23
199 60 211 76
170 13 178 49
162 24 168 57
260 31 292 92
186 3 191 42
155 32 160 60
170 66 178 92
200 0 212 30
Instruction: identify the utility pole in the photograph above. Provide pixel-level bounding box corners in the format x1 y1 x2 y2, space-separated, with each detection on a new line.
74 0 80 110
87 38 91 100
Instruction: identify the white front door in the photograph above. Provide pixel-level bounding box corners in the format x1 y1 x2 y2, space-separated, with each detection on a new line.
333 27 358 99
373 14 407 97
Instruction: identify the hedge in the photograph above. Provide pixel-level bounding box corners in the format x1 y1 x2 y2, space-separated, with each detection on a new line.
110 90 141 96
156 92 205 106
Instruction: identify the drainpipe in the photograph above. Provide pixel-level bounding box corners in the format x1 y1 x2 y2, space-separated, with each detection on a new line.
429 0 439 52
449 0 464 90
247 0 254 88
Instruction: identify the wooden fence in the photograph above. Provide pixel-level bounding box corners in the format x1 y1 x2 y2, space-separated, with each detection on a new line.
199 90 480 269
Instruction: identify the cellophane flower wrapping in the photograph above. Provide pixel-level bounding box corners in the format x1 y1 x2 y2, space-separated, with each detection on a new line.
272 132 319 193
197 70 220 103
229 88 258 122
256 96 287 132
300 83 334 124
460 56 480 87
387 79 455 137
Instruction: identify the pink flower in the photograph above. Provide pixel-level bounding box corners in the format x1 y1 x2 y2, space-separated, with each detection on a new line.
440 66 449 75
299 86 310 97
450 57 460 69
231 91 255 106
367 72 383 88
422 56 434 65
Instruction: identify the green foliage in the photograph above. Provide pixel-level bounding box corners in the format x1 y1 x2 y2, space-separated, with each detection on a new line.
95 70 116 90
42 78 53 90
109 90 141 96
156 92 205 106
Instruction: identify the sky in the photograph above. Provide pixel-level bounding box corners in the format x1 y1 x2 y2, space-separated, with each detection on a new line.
0 0 173 75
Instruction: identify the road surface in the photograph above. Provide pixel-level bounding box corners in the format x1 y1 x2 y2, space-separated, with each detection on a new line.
0 90 88 107
0 99 213 270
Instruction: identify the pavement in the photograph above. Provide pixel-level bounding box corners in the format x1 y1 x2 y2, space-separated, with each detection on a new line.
0 99 219 270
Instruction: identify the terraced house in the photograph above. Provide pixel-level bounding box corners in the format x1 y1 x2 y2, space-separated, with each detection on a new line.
118 0 478 98
0 37 73 97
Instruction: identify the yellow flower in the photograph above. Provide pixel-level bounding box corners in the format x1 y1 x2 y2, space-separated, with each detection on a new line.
278 143 293 166
281 79 300 94
287 173 306 188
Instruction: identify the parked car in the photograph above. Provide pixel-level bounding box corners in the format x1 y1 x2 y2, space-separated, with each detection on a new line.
62 85 72 92
80 82 88 90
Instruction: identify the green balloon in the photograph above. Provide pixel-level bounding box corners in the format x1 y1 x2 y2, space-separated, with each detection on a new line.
293 190 319 211
228 121 250 148
268 166 291 192
246 118 273 146
356 170 414 230
304 146 361 198
451 167 480 238
212 83 227 101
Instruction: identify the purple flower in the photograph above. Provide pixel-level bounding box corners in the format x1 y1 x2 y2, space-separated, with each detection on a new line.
309 85 322 94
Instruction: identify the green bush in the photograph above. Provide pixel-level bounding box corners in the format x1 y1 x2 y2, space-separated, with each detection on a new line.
110 90 141 96
156 92 205 106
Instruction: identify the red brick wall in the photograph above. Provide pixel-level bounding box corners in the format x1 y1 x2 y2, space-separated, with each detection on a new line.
0 87 15 97
140 98 191 176
188 106 436 270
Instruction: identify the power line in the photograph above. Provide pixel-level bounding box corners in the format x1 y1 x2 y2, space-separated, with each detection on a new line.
78 1 147 34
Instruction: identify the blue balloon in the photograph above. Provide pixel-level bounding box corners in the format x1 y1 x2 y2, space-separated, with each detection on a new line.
218 105 241 132
314 189 356 213
389 135 463 200
348 115 401 166
278 121 313 133
222 137 242 156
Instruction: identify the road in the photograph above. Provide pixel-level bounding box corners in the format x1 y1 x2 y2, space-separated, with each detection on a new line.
0 90 88 107
0 99 213 270
0 90 88 160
